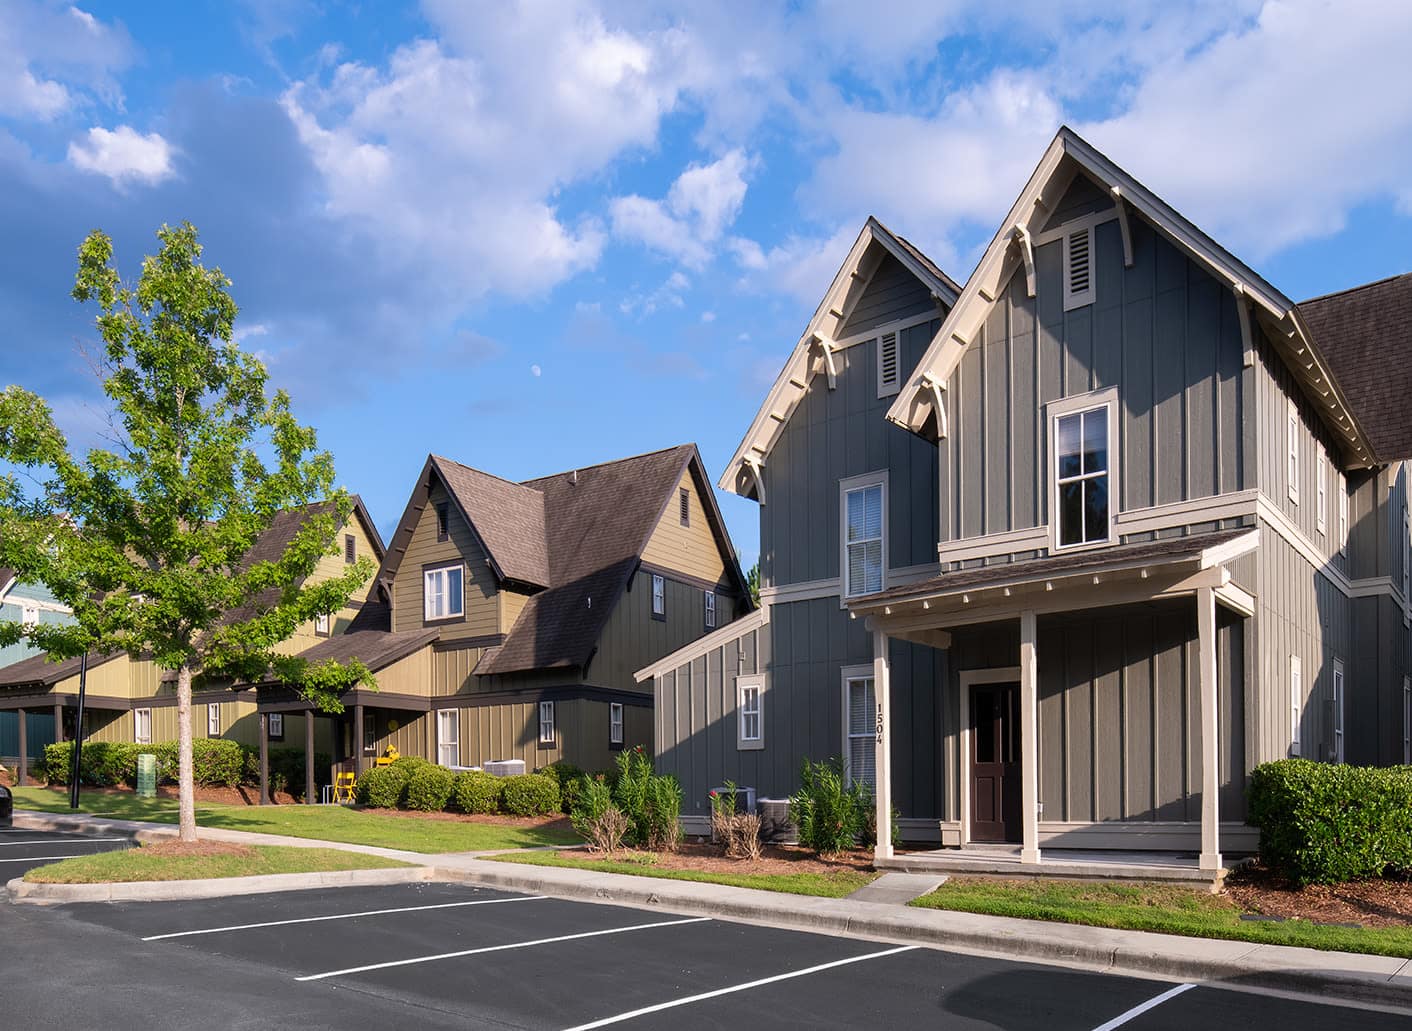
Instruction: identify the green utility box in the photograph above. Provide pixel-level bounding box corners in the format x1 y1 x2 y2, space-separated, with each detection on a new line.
136 752 157 798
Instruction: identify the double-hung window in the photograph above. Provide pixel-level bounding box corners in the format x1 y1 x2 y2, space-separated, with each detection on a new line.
1289 655 1303 757
736 677 763 750
1332 658 1345 764
314 612 330 636
135 708 152 745
269 712 284 740
1316 453 1327 536
1051 392 1115 549
609 702 624 746
424 564 464 621
704 590 716 630
842 474 886 598
651 574 666 619
437 710 459 766
207 703 220 737
1287 399 1300 504
21 604 38 630
1338 472 1349 556
538 701 555 746
843 670 876 789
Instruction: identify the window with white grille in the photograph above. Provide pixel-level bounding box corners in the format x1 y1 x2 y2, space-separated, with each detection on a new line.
736 676 764 750
1316 452 1327 536
1051 398 1114 549
876 330 901 398
1062 226 1094 311
539 701 555 746
1338 472 1349 556
703 590 716 630
842 477 885 597
424 564 464 621
1289 655 1302 757
609 702 623 746
651 574 665 619
1287 399 1300 505
437 709 459 766
1332 658 1345 764
269 712 284 740
315 612 330 636
21 604 38 630
135 708 152 745
207 703 220 737
844 673 876 789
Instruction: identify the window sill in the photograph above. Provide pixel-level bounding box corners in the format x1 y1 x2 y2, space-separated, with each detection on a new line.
423 613 467 627
737 739 765 752
651 612 666 622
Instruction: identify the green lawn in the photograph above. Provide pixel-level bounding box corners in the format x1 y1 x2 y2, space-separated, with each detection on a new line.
24 843 411 884
489 850 878 898
910 877 1412 959
11 786 581 854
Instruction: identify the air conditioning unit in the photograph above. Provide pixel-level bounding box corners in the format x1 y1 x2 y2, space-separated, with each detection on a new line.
711 785 755 813
484 759 526 777
757 797 797 843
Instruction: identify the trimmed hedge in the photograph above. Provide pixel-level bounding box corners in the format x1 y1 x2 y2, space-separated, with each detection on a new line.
538 761 588 814
1248 759 1412 886
42 739 328 796
354 763 411 808
452 771 503 814
404 765 455 812
501 773 561 816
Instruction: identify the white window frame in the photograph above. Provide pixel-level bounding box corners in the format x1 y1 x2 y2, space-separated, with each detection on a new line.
1047 387 1119 553
437 709 460 767
1338 471 1349 557
841 664 876 790
703 590 716 630
651 574 665 618
21 604 39 630
876 329 901 398
207 702 220 737
609 702 624 746
1289 654 1302 757
363 715 377 754
1287 398 1300 505
314 612 330 636
268 712 284 740
736 675 764 751
135 707 152 745
538 700 555 746
840 470 888 600
1403 676 1410 766
1331 657 1345 764
1316 452 1327 536
1061 223 1095 311
423 563 465 621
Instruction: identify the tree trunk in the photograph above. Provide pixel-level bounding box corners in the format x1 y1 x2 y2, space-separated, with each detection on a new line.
176 663 197 842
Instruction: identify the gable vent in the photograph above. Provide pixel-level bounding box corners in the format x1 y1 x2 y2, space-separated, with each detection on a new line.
1063 226 1094 311
877 330 900 398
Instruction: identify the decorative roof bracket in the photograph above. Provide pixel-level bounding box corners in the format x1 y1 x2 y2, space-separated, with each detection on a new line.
743 456 767 506
1012 225 1036 297
1232 282 1255 368
813 334 839 390
921 372 948 439
1110 186 1134 267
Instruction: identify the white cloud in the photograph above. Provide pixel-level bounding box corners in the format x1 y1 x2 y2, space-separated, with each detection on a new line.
0 3 133 120
530 363 542 378
67 126 176 185
731 223 861 303
610 149 754 267
700 310 716 323
619 270 691 316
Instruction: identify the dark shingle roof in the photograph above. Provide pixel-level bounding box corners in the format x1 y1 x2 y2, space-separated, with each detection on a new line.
879 222 964 299
475 445 699 675
0 568 14 591
0 650 120 689
432 457 550 587
285 627 440 675
1297 272 1412 461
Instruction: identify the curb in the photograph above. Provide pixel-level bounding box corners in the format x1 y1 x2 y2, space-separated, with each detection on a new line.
435 861 1412 1012
8 866 435 904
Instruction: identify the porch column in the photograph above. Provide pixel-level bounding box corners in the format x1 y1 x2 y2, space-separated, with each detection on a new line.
52 702 63 743
1197 586 1222 872
872 629 893 862
304 709 316 805
16 708 27 787
258 711 271 806
1019 612 1041 865
353 704 365 778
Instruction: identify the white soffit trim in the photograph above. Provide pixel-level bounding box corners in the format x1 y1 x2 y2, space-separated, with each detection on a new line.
885 126 1376 468
718 218 959 499
633 608 766 682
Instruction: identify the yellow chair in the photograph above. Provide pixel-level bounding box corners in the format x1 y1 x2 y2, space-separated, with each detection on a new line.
334 771 356 804
373 745 401 767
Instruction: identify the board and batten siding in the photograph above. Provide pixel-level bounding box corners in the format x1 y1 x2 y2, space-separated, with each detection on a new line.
760 317 942 590
443 697 649 771
640 465 729 587
391 481 499 641
838 252 938 337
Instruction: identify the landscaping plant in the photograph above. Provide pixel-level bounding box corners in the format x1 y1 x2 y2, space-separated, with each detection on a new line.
403 764 456 812
709 781 762 860
571 775 630 855
500 773 561 816
788 757 870 856
610 746 682 850
355 764 409 809
538 760 588 814
452 771 503 814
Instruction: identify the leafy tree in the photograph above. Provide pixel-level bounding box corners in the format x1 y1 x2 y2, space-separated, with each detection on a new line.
745 560 760 607
0 223 375 840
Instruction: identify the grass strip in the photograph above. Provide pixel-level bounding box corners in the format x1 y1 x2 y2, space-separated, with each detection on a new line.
909 877 1412 959
10 786 580 854
488 850 877 898
24 844 412 884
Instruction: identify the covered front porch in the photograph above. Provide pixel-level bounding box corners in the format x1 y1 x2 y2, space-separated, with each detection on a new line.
852 528 1259 881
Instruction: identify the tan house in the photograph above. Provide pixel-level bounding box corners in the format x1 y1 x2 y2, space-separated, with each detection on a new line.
253 444 752 789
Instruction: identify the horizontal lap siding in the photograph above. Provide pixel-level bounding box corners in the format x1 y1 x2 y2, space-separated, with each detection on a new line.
940 204 1249 549
392 481 498 640
640 466 729 586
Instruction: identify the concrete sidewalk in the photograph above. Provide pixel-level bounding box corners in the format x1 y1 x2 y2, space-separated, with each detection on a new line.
13 808 1412 1012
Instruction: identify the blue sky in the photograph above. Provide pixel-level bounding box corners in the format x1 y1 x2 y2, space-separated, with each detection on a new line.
2 1 1410 567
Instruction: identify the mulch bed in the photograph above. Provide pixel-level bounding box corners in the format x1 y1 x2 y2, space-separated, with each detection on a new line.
569 841 873 876
1225 864 1412 929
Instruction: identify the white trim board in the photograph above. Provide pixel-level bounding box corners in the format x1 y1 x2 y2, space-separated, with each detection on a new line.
633 608 766 683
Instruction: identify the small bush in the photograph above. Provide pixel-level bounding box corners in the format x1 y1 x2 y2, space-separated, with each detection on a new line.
710 781 762 860
641 773 683 851
572 776 629 854
452 771 504 814
539 761 587 814
42 741 136 787
355 764 410 808
1248 759 1412 886
404 764 456 812
501 773 561 816
189 739 247 788
789 757 869 856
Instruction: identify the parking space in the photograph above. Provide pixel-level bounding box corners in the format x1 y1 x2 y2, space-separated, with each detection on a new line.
38 881 1410 1030
0 826 130 878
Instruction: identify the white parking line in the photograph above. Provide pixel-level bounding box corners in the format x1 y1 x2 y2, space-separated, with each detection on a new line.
1090 983 1196 1030
0 838 127 847
295 916 712 982
143 895 547 941
561 944 920 1030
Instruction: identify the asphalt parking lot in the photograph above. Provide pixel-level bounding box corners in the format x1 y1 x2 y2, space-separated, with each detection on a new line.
3 881 1406 1030
0 825 130 878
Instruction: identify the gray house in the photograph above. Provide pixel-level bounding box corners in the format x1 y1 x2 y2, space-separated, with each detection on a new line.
638 127 1412 876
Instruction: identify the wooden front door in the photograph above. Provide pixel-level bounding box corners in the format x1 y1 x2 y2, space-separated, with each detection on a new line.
970 682 1021 843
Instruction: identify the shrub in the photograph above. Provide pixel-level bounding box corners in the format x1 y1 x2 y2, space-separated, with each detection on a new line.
641 773 682 851
189 739 247 788
572 775 630 853
710 782 761 860
788 757 869 856
355 764 410 808
452 771 504 814
42 741 136 787
612 747 652 833
404 764 456 812
1248 759 1412 886
539 761 587 814
501 773 562 816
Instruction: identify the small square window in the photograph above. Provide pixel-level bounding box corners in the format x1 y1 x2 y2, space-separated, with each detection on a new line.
424 565 465 621
679 488 690 527
704 590 716 630
539 701 556 746
269 712 285 741
651 574 665 620
609 702 624 747
207 703 220 738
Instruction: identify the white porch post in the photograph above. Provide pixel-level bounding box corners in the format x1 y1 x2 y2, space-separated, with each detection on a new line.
1197 586 1222 872
872 628 893 863
1019 611 1041 865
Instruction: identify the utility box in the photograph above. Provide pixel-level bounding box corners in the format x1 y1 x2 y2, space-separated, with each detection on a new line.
483 759 526 777
136 753 157 798
0 784 11 828
757 798 797 843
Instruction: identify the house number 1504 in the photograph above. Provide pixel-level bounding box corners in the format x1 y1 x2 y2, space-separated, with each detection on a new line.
876 702 884 744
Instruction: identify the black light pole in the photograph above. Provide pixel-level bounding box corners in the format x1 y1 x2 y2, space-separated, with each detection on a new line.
68 651 89 810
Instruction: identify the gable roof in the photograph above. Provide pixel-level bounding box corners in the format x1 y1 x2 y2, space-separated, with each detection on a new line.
886 126 1379 470
719 217 960 499
432 456 550 587
0 650 120 689
0 568 14 598
1297 273 1412 461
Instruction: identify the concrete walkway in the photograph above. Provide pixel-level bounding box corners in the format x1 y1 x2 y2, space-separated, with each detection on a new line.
12 809 1412 1012
847 871 946 905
